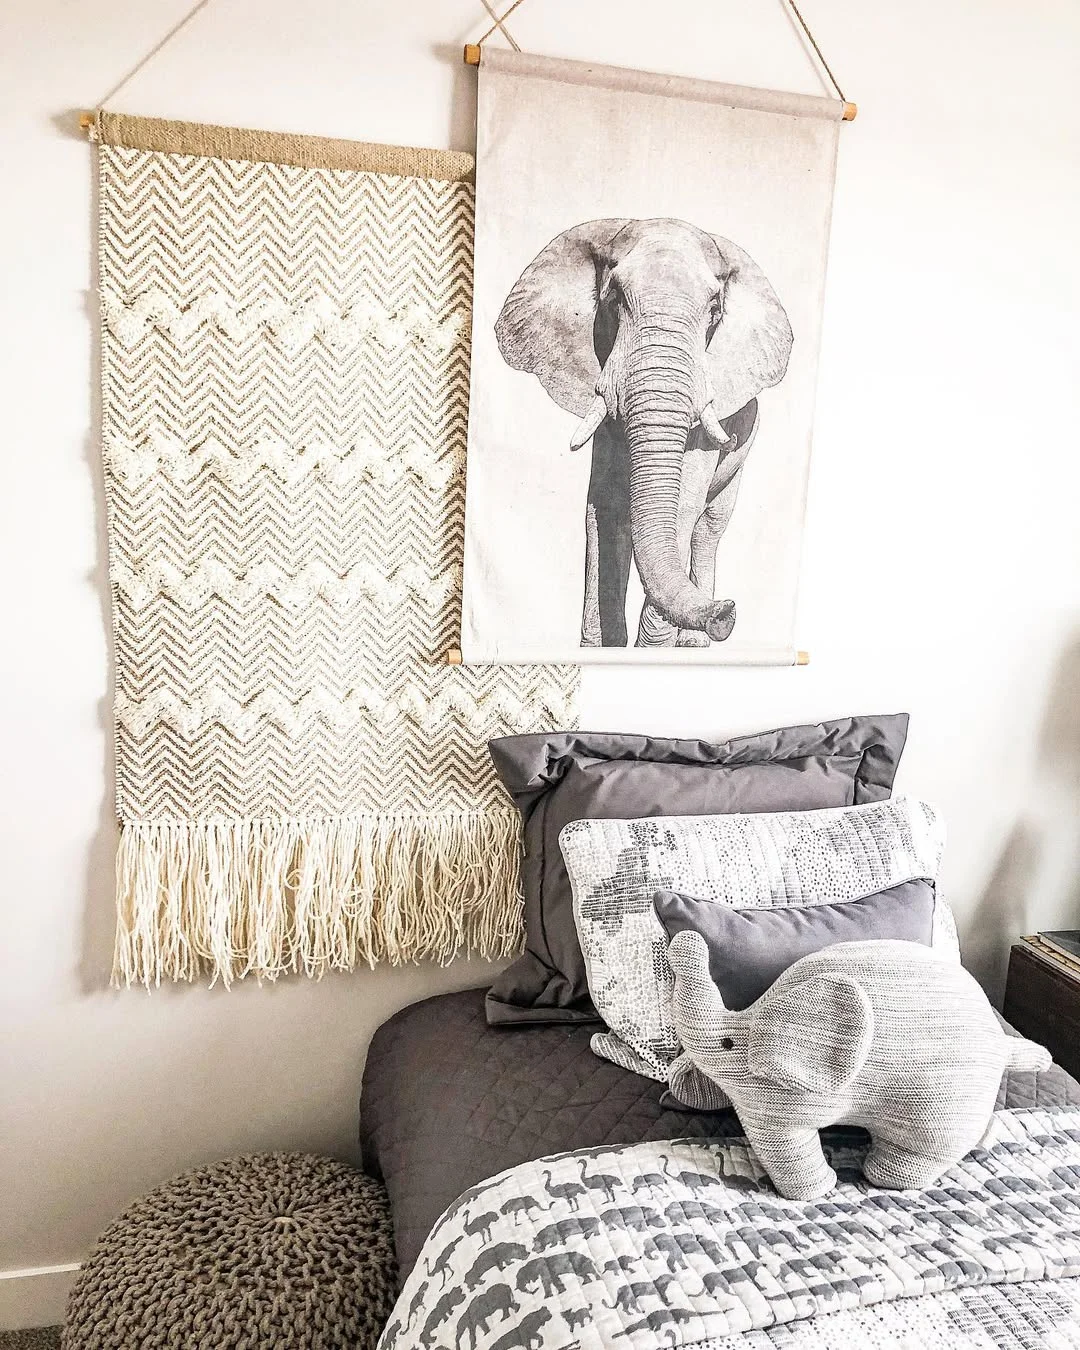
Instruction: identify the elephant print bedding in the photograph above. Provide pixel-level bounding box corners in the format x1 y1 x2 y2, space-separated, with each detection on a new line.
462 50 844 665
378 1116 1080 1348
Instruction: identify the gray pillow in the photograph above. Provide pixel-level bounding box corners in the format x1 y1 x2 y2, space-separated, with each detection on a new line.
562 798 951 1081
653 880 937 1012
485 714 910 1026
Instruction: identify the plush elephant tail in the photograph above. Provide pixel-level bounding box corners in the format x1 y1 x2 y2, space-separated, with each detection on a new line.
1006 1034 1052 1074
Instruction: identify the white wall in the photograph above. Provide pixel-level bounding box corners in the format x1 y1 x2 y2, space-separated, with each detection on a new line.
2 0 1078 1326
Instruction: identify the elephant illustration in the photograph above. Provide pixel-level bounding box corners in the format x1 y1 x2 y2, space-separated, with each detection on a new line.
668 933 1052 1201
418 1285 465 1347
516 1251 600 1296
456 1284 517 1350
495 217 792 647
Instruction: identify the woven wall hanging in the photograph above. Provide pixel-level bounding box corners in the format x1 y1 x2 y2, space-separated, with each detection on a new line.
93 111 579 987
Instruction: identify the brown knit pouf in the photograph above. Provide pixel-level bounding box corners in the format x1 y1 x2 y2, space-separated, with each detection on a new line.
62 1154 397 1349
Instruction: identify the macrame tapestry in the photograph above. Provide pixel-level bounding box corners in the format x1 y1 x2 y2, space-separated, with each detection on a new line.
462 50 843 665
94 111 579 987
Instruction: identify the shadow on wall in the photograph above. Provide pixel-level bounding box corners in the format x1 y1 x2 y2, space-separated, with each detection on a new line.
1039 630 1080 787
79 140 122 992
430 40 480 152
965 822 1039 1000
967 630 1080 1002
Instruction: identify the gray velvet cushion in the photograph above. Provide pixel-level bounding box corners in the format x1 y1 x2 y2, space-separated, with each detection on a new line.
653 880 937 1012
485 713 910 1026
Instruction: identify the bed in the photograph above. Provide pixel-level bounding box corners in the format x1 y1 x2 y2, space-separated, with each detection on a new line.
359 984 1080 1288
364 726 1080 1344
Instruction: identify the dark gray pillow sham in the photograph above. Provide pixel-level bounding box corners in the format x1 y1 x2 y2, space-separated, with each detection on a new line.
485 713 910 1026
653 879 937 1013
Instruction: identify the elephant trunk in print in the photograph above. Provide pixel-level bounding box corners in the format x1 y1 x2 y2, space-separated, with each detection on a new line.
620 307 736 641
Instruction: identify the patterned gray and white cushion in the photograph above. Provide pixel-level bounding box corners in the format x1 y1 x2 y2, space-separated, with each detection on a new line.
559 796 955 1081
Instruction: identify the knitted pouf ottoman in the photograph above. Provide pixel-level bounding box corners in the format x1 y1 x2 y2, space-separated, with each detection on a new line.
63 1153 397 1349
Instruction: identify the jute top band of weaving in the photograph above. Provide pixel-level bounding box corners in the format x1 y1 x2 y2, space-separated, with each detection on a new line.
92 110 476 182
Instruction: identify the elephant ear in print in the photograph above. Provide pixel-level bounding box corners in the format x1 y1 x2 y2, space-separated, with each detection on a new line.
749 973 874 1094
494 218 793 421
495 218 629 417
705 233 793 418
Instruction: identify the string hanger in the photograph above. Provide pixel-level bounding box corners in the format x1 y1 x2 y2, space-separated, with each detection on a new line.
79 0 213 134
467 0 530 57
782 0 849 106
463 0 856 122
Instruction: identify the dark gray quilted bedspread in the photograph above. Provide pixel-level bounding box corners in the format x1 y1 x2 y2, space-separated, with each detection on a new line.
358 986 1080 1285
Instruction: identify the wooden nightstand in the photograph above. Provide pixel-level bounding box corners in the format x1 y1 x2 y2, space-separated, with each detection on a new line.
1003 938 1080 1081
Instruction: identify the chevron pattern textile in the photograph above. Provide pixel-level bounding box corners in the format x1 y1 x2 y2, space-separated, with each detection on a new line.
95 116 579 987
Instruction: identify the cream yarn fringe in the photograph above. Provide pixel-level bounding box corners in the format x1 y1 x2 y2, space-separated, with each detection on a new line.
113 810 523 988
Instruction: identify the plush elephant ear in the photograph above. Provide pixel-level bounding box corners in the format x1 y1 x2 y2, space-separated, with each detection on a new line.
749 973 873 1095
707 235 794 420
495 219 629 417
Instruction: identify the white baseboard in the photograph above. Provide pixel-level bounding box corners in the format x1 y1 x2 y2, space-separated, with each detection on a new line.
0 1263 79 1332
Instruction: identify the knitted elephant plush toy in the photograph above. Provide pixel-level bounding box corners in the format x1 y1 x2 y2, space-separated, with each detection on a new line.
668 934 1051 1201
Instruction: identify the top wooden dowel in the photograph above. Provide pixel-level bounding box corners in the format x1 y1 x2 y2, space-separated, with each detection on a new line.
462 44 856 121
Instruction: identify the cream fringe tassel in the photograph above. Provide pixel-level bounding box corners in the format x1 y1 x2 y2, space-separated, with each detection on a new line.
113 810 523 988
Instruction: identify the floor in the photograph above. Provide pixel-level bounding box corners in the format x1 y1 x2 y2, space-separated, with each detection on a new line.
0 1331 61 1349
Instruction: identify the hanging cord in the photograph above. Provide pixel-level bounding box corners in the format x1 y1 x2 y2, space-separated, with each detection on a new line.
100 0 211 107
479 0 522 50
465 0 854 116
473 0 531 49
782 0 847 103
80 0 212 132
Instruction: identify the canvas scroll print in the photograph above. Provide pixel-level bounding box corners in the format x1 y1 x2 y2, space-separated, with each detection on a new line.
94 112 578 986
462 51 843 664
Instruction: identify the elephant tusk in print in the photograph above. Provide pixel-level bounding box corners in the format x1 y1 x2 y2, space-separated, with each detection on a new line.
569 394 609 451
699 401 733 449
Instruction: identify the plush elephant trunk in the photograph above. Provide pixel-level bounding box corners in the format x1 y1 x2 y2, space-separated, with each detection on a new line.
668 931 731 1064
621 337 736 640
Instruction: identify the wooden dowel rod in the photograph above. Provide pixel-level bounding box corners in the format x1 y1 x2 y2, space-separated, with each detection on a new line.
445 646 806 665
79 111 94 129
462 48 854 121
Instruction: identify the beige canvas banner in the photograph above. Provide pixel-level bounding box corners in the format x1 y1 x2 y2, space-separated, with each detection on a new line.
462 50 842 664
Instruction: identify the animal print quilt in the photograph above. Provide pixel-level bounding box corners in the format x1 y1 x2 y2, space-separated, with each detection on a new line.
376 1109 1080 1349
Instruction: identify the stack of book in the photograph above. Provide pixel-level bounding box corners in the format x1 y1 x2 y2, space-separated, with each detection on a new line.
1019 930 1080 979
